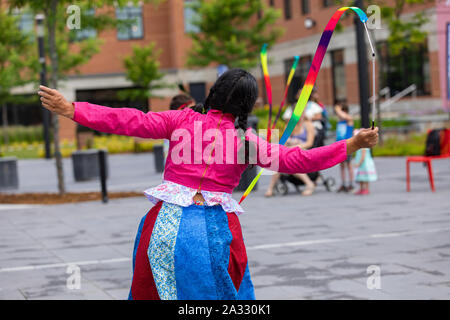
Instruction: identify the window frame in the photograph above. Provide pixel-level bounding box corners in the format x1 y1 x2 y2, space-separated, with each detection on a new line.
284 0 292 20
330 49 347 104
116 5 144 41
377 40 431 97
322 0 334 8
74 8 97 42
284 55 312 104
184 0 201 34
301 0 310 15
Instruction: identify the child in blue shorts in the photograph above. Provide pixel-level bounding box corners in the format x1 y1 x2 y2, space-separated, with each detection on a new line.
334 101 354 192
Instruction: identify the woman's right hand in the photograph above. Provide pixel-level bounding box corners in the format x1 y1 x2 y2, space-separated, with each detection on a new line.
347 127 379 154
38 85 74 119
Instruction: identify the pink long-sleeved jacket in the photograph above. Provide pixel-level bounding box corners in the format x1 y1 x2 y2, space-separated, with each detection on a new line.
73 102 347 194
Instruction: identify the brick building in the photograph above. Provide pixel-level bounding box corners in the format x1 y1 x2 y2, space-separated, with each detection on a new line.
7 0 445 141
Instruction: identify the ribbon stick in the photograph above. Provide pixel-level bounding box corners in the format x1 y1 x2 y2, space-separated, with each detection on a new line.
272 55 300 130
239 7 370 205
261 44 274 142
364 23 377 129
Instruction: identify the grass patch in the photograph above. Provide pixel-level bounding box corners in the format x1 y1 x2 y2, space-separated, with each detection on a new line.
328 117 412 131
373 133 426 157
0 136 162 159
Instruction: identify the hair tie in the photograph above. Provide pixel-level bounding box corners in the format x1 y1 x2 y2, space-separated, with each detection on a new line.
177 101 193 110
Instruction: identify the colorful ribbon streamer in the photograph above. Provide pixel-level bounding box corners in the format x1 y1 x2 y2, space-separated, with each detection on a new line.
272 55 300 130
261 44 274 142
239 7 370 205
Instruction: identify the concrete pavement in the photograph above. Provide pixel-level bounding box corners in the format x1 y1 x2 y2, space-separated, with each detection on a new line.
0 155 449 299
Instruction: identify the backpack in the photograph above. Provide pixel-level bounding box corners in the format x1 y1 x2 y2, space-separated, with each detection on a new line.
425 129 442 157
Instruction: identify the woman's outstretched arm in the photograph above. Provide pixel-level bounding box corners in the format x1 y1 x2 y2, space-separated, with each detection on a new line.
38 85 181 140
248 128 378 174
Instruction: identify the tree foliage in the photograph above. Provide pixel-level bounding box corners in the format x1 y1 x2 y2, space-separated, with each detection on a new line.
7 0 162 84
0 8 37 105
337 0 433 54
5 0 162 193
119 42 169 102
187 0 284 69
378 0 432 55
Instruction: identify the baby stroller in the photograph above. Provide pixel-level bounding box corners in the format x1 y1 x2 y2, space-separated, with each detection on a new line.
274 119 336 196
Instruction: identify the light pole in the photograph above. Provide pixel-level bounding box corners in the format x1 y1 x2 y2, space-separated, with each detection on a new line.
36 14 51 159
354 0 370 129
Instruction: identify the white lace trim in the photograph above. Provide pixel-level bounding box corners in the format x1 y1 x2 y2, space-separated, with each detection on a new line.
143 180 245 215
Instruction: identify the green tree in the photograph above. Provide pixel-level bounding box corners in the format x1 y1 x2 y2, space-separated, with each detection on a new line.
119 42 170 109
7 0 162 194
336 0 433 54
0 8 37 155
379 0 432 55
187 0 284 69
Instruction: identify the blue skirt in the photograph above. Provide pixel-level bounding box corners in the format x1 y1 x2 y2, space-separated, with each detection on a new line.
128 201 255 300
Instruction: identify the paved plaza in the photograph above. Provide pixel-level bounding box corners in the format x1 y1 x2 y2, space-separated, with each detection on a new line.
0 154 449 299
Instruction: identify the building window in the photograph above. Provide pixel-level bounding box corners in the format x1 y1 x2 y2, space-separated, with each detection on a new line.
284 0 292 20
13 10 34 35
74 8 97 41
116 5 144 40
331 49 347 103
301 0 310 15
184 0 200 33
285 55 312 103
270 0 275 7
12 10 35 43
378 41 431 96
323 0 334 7
19 12 34 34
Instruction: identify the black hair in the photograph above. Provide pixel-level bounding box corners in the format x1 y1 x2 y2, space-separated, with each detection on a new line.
170 94 194 110
191 68 258 164
336 99 349 113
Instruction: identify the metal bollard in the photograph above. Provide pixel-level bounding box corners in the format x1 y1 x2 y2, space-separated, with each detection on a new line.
153 144 165 173
0 157 19 191
98 150 108 203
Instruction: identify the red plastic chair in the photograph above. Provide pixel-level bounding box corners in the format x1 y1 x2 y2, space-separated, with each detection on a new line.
406 129 450 192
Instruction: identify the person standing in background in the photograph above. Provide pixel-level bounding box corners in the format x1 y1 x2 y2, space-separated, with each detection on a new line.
334 101 355 192
353 130 378 195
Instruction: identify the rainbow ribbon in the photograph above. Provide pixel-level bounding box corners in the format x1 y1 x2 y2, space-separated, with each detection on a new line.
272 55 300 130
239 7 369 205
261 44 274 142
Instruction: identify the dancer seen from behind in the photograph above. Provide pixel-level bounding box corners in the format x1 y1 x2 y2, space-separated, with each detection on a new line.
38 69 379 300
